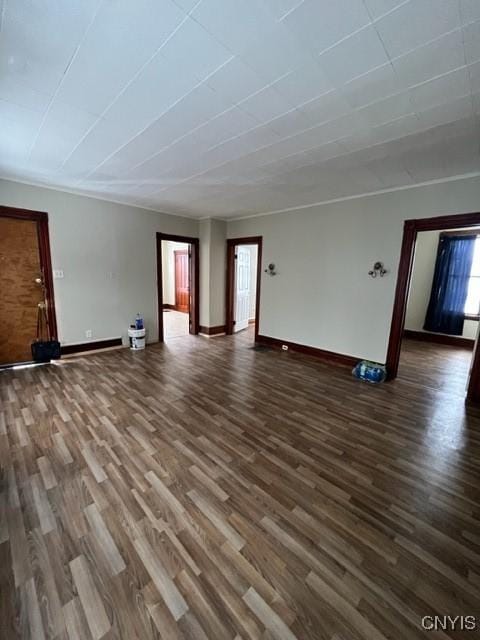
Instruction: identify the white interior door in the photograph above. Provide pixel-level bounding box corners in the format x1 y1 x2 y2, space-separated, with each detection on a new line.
234 245 251 332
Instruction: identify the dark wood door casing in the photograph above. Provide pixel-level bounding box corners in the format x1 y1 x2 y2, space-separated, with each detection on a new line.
156 233 199 342
225 236 262 342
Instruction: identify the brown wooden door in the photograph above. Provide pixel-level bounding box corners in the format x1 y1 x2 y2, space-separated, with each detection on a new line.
174 250 189 313
0 217 45 365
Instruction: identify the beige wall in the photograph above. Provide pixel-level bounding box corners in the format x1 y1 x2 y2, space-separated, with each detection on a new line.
406 229 479 340
227 174 480 363
199 218 226 329
209 219 227 328
0 179 198 345
199 219 211 328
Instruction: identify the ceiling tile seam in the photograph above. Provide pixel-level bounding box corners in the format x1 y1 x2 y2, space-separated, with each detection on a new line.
184 14 318 124
408 62 474 93
190 91 340 161
25 0 104 160
254 142 349 176
183 2 316 108
233 125 411 186
143 108 478 201
314 22 374 58
295 0 440 64
366 0 423 124
55 0 203 174
234 71 306 108
229 171 480 220
115 68 297 181
364 0 411 23
361 0 403 116
74 53 237 187
100 107 246 185
277 0 306 22
373 24 468 73
254 140 365 178
339 40 476 103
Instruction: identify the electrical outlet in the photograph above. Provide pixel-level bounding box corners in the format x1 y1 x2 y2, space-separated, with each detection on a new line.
53 269 64 279
282 344 289 351
85 330 92 339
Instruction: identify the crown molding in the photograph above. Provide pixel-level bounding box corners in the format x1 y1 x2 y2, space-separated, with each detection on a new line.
227 171 480 222
0 175 199 221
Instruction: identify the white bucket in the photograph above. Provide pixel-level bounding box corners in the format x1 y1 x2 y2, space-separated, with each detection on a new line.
128 328 146 350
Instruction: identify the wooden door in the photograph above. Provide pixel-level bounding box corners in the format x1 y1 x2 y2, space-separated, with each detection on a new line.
175 250 189 313
0 217 45 365
234 245 251 332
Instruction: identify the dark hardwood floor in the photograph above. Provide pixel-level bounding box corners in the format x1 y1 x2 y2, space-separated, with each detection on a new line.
398 338 473 397
1 331 480 639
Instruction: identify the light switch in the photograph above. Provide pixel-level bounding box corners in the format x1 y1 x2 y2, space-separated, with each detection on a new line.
53 270 64 279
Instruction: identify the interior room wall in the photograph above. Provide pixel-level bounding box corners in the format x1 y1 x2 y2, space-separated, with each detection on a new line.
405 230 479 340
199 219 211 328
0 179 198 345
199 218 226 330
162 240 189 307
227 174 480 363
209 219 227 328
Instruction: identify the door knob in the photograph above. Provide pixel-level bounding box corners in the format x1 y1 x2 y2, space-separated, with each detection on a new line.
35 277 42 284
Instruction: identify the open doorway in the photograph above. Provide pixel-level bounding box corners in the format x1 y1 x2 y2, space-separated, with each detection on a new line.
400 228 480 396
156 233 199 342
226 236 262 341
0 205 57 367
386 212 480 403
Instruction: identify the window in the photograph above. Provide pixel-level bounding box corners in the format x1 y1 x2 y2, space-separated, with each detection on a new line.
464 236 480 317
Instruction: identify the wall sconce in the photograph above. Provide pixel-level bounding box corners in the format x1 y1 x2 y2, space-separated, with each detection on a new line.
264 263 277 276
368 261 387 278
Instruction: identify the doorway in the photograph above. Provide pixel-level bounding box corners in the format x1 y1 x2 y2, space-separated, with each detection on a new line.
156 233 199 342
226 236 262 341
0 205 57 367
386 212 480 402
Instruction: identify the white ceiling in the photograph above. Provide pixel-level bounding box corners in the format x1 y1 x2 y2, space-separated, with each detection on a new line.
1 0 479 219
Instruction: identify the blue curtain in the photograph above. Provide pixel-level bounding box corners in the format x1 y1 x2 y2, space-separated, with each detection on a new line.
423 234 476 335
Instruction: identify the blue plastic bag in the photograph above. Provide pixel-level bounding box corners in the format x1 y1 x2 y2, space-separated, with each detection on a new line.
352 360 386 384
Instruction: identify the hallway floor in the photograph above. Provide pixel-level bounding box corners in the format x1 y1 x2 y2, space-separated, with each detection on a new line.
163 310 189 339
